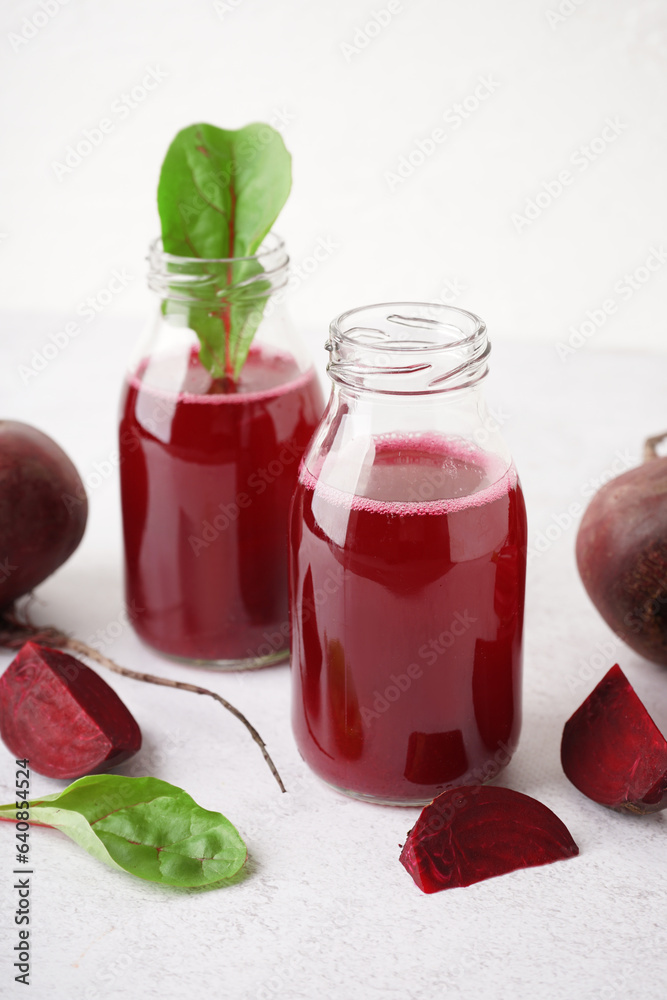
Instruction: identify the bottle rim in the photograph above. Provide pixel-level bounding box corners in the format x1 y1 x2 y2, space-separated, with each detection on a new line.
327 302 490 394
148 230 286 265
147 231 289 302
330 301 486 353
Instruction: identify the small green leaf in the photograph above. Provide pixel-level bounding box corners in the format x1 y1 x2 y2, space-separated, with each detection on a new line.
157 122 291 378
0 775 246 888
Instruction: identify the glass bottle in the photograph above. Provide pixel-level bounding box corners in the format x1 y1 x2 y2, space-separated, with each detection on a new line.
119 233 324 667
289 302 527 804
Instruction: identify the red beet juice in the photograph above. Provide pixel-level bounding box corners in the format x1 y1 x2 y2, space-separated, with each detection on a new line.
290 434 527 803
120 345 323 662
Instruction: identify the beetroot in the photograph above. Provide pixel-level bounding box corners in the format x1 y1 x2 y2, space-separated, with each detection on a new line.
0 421 87 609
0 641 141 779
400 785 578 893
576 434 667 665
561 663 667 814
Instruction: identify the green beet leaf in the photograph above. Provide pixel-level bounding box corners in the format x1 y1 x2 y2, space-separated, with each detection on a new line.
0 774 246 887
157 122 291 379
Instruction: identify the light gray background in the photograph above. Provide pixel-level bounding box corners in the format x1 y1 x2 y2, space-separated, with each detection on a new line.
1 3 666 999
1 0 666 352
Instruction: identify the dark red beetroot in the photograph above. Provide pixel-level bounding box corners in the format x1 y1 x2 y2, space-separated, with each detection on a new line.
0 421 87 609
400 785 578 893
0 641 141 779
561 663 667 814
576 434 667 665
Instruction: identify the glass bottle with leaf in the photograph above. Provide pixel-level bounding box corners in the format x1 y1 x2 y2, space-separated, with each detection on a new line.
119 123 324 667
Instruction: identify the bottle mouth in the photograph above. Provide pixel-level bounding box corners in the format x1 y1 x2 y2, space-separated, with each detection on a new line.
327 302 490 394
147 231 289 302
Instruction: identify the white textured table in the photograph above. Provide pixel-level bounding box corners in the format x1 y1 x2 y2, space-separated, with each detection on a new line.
1 314 666 1000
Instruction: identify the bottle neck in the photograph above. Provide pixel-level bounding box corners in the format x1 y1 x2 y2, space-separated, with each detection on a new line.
327 378 501 451
130 232 317 388
304 303 510 480
147 231 289 307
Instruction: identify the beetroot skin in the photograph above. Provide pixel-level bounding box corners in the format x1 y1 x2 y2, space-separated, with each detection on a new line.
561 664 667 814
576 454 667 665
0 421 87 609
400 785 579 893
0 642 141 779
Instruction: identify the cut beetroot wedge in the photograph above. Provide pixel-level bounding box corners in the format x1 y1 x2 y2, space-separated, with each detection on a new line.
561 664 667 814
0 641 141 779
400 785 578 893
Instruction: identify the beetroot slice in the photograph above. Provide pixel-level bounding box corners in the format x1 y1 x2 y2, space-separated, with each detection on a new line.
0 641 141 779
400 785 578 893
561 664 667 814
